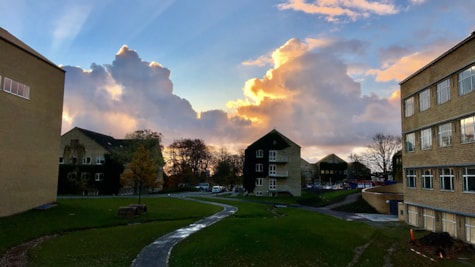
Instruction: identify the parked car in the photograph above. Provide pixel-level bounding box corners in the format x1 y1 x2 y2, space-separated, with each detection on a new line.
195 183 210 191
212 186 222 193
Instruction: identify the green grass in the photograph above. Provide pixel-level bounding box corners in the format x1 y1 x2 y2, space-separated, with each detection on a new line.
1 195 471 266
332 195 379 213
0 197 221 266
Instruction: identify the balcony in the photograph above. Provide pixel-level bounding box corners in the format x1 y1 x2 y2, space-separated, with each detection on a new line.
269 170 288 178
269 155 288 163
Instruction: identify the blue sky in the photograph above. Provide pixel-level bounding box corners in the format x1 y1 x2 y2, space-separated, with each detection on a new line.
2 0 475 162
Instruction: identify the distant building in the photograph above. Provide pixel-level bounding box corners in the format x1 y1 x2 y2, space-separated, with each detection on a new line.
315 154 348 185
0 28 65 217
243 129 302 196
59 127 164 195
400 32 475 245
59 127 125 195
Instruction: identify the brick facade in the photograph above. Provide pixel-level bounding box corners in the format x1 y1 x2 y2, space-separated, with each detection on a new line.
400 32 475 244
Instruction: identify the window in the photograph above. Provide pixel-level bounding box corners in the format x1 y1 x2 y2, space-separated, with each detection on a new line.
256 149 263 158
463 167 475 192
96 156 105 165
3 77 30 99
406 169 416 188
80 172 89 179
256 178 263 186
419 89 430 111
67 172 77 179
458 65 475 95
404 97 414 117
420 128 432 150
59 157 64 164
437 79 450 104
95 173 104 182
82 157 92 165
269 164 276 176
269 150 276 161
255 191 263 196
438 123 452 147
255 163 263 172
405 133 415 152
440 168 454 191
422 169 433 189
461 115 475 143
269 179 276 190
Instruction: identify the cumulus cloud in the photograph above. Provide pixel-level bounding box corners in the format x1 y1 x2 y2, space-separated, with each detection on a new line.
229 38 401 159
63 39 402 162
277 0 400 22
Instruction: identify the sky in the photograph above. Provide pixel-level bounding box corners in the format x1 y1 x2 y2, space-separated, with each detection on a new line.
2 0 475 163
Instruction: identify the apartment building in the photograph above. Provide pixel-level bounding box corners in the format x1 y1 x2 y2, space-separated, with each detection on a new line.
0 28 65 217
243 129 301 197
400 32 475 244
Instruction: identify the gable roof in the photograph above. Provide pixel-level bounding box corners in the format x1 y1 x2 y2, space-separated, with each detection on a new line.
317 153 346 164
0 27 64 72
63 127 125 152
247 129 300 150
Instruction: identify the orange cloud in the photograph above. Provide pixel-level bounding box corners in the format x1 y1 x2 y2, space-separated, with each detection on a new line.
278 0 399 22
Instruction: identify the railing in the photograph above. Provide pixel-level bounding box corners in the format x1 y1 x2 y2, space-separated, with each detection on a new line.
269 170 288 177
269 156 288 163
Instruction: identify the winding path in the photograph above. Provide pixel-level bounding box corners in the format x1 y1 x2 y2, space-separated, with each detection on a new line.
131 197 237 267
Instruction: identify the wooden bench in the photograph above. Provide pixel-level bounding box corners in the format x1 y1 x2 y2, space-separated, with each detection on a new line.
128 204 147 215
117 206 138 218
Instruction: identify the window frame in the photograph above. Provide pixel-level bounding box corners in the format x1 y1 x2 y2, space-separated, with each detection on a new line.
438 123 452 147
269 150 277 161
269 164 276 176
437 78 450 104
440 168 454 191
255 163 263 172
406 169 417 188
3 77 30 99
463 167 475 193
256 149 263 158
421 169 433 189
419 88 430 111
461 115 475 143
405 132 415 152
255 178 263 186
458 65 475 96
404 96 414 117
269 178 276 190
420 128 432 150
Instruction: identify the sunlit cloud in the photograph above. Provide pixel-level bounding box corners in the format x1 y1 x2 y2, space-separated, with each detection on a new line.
366 40 455 82
277 0 399 22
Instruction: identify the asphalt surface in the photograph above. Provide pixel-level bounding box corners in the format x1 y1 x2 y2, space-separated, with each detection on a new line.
131 192 398 266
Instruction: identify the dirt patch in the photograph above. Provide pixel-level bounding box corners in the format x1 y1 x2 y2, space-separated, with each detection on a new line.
0 235 57 267
410 232 475 262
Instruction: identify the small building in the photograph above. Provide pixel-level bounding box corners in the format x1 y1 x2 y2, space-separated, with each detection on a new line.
0 28 65 217
400 31 475 244
243 129 302 196
315 154 348 186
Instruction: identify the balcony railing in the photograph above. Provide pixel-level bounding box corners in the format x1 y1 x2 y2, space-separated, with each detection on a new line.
269 156 288 163
269 170 288 177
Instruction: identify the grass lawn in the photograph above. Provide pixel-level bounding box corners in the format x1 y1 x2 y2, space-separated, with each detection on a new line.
1 195 471 266
0 197 221 266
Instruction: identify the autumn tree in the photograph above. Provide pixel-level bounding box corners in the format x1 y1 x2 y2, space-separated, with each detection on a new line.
166 139 212 185
363 133 402 180
120 145 158 204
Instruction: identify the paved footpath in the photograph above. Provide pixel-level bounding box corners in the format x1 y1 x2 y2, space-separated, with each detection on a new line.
131 197 237 267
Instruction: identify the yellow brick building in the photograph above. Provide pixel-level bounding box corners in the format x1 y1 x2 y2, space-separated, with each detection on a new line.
0 28 65 217
400 32 475 244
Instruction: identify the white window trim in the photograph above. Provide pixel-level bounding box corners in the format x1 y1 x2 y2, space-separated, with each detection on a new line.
256 178 263 187
256 149 263 158
422 170 433 190
440 168 454 191
420 128 432 150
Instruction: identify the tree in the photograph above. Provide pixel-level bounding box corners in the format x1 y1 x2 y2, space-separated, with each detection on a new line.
120 145 159 204
212 147 244 188
363 133 402 180
166 139 212 185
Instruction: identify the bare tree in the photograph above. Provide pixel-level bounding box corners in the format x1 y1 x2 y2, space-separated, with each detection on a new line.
167 139 212 183
363 133 402 180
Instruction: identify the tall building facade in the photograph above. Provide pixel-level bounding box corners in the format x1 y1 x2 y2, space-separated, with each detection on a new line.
400 32 475 244
243 129 302 197
0 28 65 217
